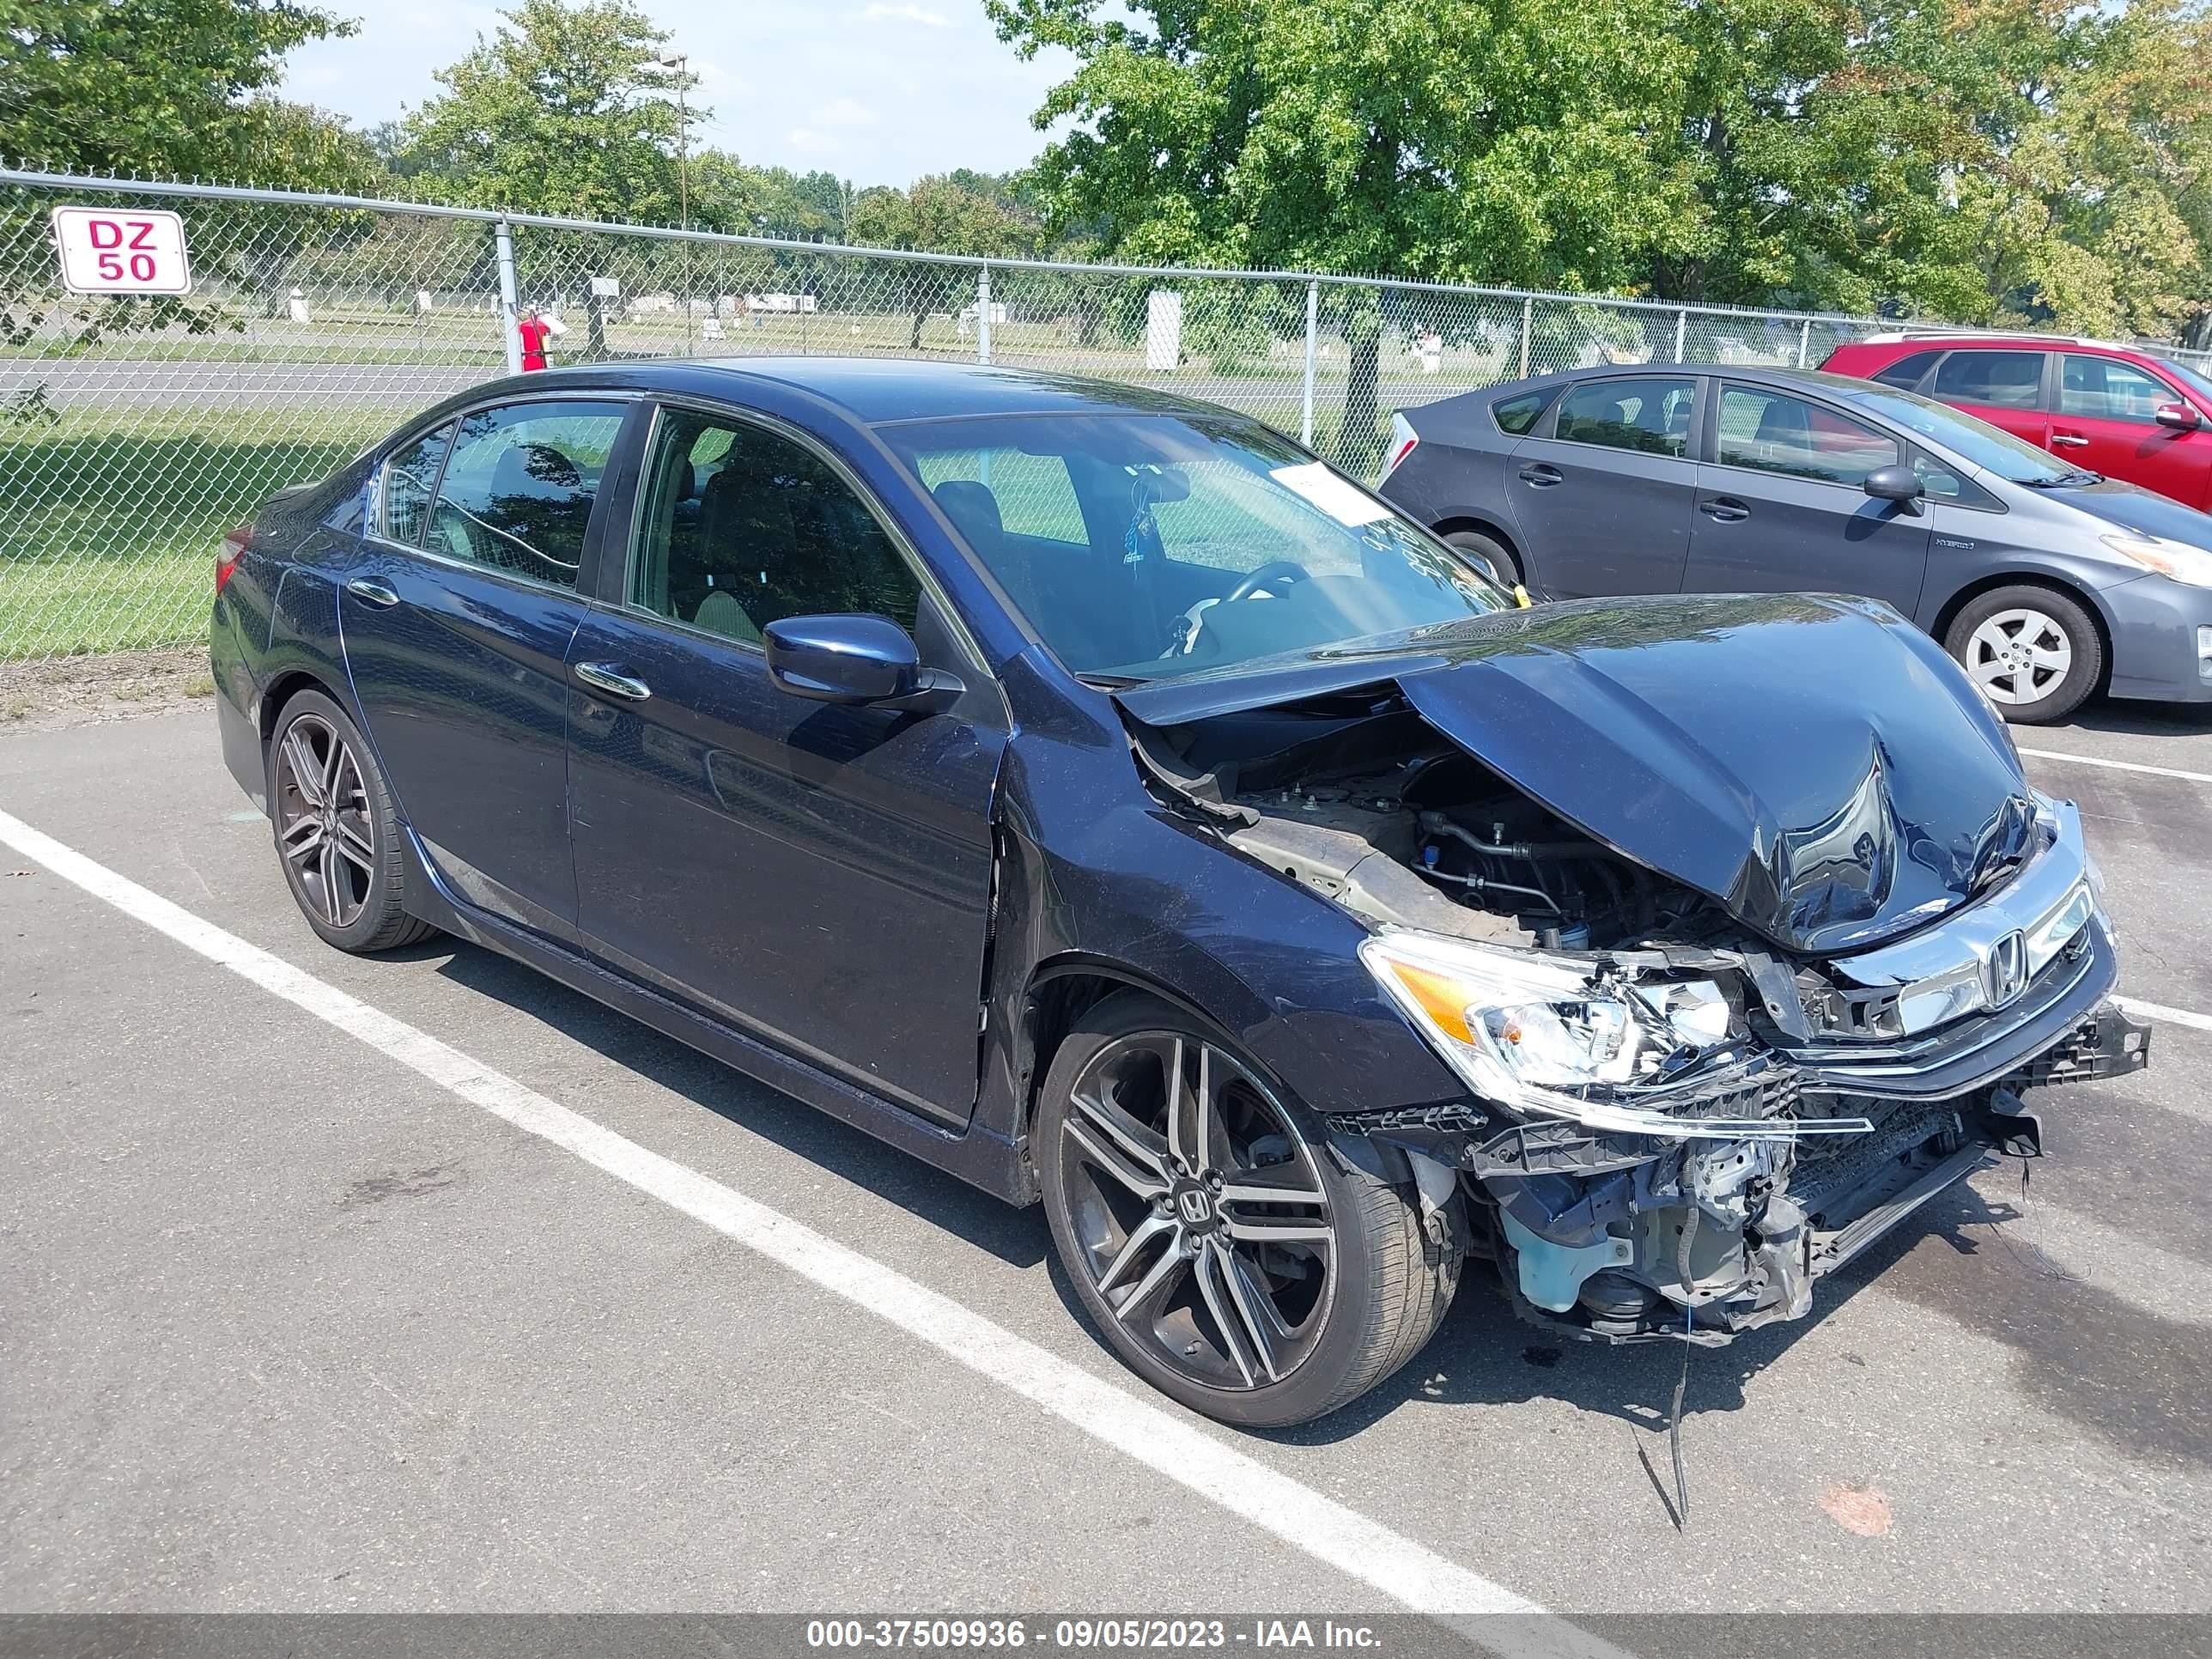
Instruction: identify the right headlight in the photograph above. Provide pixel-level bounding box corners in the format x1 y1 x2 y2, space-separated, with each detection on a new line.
2100 531 2212 587
1359 930 1870 1140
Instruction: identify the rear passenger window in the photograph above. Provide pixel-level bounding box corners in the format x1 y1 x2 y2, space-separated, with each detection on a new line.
1931 350 2044 410
629 408 920 645
1715 386 1899 486
1551 377 1696 457
1492 392 1547 435
428 401 625 589
379 422 454 546
1866 349 1942 390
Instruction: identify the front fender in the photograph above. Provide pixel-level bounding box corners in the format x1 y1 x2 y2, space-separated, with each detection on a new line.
972 656 1468 1184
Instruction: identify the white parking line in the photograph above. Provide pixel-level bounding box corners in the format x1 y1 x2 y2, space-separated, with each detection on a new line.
0 805 1622 1659
2017 747 2212 786
2118 995 2212 1036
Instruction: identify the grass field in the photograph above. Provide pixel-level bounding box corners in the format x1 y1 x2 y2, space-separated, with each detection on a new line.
0 297 1412 660
1 410 389 660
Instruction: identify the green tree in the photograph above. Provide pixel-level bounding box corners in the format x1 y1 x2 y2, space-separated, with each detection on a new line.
988 0 1708 462
734 165 854 240
848 174 1040 347
0 0 361 185
1652 0 2211 335
402 0 696 222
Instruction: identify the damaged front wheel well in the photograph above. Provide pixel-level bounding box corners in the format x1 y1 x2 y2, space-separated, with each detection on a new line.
1013 964 1438 1201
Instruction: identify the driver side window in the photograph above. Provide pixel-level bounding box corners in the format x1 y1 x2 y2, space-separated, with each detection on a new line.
1715 386 1898 487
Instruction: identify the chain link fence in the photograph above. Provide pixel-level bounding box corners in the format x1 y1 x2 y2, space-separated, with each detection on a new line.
4 164 2205 665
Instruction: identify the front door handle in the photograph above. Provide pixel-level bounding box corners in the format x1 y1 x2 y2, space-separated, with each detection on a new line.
1699 497 1751 522
2050 432 2089 448
1517 463 1563 487
574 661 652 702
345 576 400 608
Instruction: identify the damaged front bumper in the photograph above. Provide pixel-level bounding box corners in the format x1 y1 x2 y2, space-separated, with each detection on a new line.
1330 945 2152 1347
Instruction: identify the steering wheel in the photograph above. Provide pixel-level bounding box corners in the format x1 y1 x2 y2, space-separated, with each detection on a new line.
1224 560 1311 605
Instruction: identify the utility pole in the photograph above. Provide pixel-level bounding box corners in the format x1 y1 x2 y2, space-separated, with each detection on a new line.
660 51 692 354
660 52 692 232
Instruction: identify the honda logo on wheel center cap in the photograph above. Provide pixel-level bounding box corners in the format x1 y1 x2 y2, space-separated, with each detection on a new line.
1171 1180 1219 1232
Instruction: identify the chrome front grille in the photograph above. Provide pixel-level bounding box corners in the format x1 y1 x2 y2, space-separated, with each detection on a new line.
1806 799 2099 1046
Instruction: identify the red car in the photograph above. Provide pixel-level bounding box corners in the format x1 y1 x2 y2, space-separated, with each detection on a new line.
1820 334 2212 512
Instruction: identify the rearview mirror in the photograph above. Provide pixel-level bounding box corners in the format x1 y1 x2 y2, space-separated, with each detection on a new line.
1127 464 1190 502
763 614 962 712
2155 402 2203 433
1863 465 1925 506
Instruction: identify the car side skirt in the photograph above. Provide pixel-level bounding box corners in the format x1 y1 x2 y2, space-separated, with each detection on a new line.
392 825 1034 1206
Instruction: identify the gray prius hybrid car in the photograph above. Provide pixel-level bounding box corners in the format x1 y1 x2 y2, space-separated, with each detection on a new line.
1376 364 2212 722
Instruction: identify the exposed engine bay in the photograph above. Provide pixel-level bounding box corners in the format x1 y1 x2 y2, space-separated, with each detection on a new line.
1125 686 2152 1346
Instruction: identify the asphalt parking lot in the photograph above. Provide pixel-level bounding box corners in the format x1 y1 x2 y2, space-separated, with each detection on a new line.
5 694 2212 1644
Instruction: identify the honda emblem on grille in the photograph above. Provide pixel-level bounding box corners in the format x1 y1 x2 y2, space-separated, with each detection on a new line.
1983 930 2029 1009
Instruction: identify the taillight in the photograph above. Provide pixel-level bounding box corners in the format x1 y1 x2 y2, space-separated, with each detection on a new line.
216 524 252 595
1381 412 1419 482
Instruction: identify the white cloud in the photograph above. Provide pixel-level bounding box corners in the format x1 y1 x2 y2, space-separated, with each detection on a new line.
280 0 1074 188
860 3 948 23
811 96 878 129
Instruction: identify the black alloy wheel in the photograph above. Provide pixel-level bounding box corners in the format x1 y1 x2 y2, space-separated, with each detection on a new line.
1038 993 1459 1427
266 690 436 953
273 710 375 930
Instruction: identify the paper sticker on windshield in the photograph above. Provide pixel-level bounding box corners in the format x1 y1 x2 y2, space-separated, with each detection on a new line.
1269 462 1392 527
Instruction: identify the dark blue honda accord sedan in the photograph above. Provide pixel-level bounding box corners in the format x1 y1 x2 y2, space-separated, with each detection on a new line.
212 357 2149 1426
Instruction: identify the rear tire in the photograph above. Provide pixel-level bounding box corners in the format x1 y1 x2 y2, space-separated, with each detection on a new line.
1443 529 1522 588
1943 585 2102 724
266 690 436 954
1036 991 1459 1428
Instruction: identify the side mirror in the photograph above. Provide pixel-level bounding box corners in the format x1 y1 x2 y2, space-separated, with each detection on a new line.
763 614 961 712
1863 464 1926 507
2155 402 2203 433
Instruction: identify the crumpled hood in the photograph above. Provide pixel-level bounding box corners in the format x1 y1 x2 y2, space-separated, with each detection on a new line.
1117 593 2037 954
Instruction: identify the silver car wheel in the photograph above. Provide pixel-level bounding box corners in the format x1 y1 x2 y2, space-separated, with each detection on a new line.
1966 607 2073 707
273 713 374 928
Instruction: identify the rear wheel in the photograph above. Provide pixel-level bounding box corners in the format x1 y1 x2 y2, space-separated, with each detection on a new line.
1443 528 1522 588
1944 585 2102 724
1036 992 1459 1428
266 690 435 953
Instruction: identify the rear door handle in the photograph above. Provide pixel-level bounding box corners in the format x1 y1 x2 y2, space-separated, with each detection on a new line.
1699 497 1751 522
1516 463 1563 486
573 661 652 702
2050 432 2089 448
345 576 400 608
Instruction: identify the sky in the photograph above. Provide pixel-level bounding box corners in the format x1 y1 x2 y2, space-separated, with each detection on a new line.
281 0 1075 189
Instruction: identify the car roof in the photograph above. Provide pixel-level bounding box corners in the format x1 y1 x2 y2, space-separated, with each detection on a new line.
512 356 1241 427
1474 363 1885 397
1840 332 2149 356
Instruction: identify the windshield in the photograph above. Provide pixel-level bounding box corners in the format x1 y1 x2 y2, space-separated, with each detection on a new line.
882 412 1508 681
1830 383 2077 484
2158 356 2212 407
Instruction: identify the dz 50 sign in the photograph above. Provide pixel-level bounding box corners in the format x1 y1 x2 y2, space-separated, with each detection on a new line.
50 206 193 295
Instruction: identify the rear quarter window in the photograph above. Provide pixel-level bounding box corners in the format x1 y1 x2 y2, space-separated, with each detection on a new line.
1492 392 1547 435
1866 349 1942 390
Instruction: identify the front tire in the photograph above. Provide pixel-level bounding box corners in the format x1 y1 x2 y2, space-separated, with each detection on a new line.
1036 992 1459 1428
266 690 435 954
1944 585 2101 724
